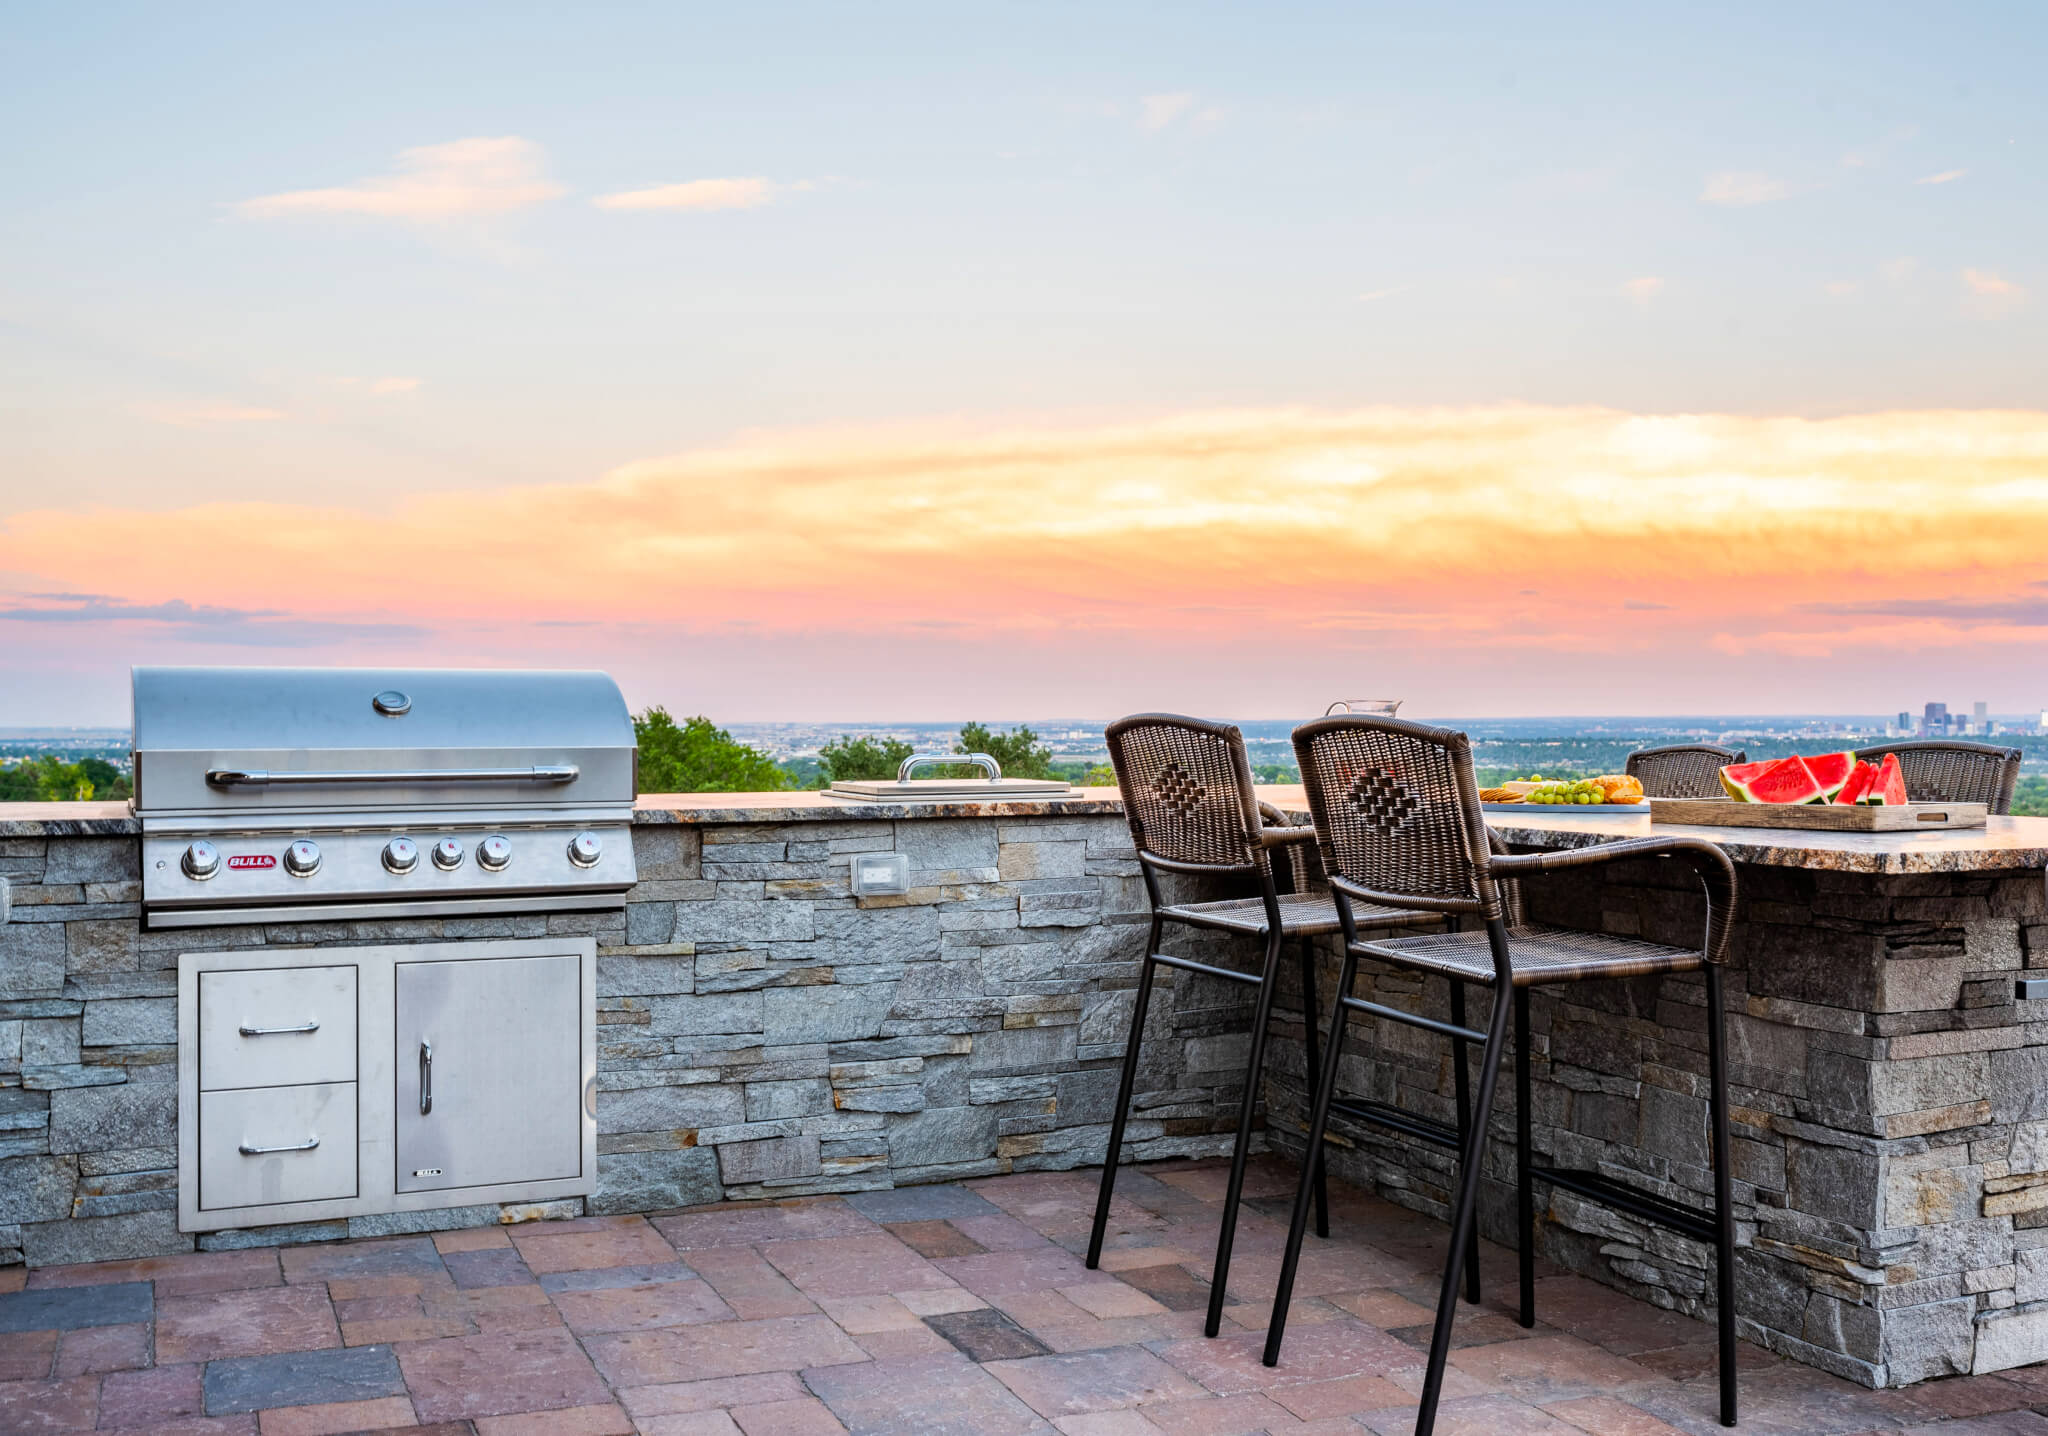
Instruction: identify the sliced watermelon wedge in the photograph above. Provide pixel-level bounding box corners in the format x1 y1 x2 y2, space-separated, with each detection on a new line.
1835 760 1880 806
1802 751 1857 804
1719 756 1825 804
1865 752 1908 805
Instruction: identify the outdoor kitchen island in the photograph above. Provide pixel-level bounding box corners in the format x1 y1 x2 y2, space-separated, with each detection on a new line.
4 790 2048 1390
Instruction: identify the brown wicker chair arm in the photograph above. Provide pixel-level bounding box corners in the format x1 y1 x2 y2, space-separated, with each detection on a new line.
1488 836 1738 963
1256 825 1317 849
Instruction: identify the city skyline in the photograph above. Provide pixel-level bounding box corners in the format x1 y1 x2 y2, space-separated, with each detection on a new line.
4 4 2045 723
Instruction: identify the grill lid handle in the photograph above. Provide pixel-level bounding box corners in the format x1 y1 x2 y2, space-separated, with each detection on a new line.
205 765 580 788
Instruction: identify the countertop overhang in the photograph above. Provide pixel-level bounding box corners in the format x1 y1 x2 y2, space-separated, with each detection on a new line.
4 788 2046 873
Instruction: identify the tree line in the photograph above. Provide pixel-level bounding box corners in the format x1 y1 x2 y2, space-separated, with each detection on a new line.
0 756 132 802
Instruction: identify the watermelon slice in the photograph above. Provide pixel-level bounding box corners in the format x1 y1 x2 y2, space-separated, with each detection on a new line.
1802 751 1857 804
1719 756 1825 804
1835 760 1880 806
1865 752 1908 805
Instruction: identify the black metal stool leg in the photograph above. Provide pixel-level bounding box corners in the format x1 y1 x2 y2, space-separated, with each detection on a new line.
1205 929 1287 1337
1295 936 1331 1239
1514 987 1536 1327
1448 981 1482 1306
1414 984 1513 1436
1262 943 1361 1367
1087 914 1164 1269
1706 966 1739 1427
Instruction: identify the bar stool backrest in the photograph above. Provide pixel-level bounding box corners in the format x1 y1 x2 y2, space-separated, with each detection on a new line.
1105 714 1266 878
1625 743 1745 799
1854 740 2023 814
1291 715 1503 922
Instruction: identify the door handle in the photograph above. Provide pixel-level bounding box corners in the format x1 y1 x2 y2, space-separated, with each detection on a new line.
239 1021 319 1037
420 1039 433 1115
239 1136 319 1155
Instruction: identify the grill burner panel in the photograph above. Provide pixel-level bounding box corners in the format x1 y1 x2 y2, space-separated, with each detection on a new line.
133 667 639 929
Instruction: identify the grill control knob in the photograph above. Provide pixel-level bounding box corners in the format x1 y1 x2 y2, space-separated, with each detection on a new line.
477 836 512 872
283 840 322 878
383 837 420 875
182 840 221 881
567 832 603 868
431 838 465 871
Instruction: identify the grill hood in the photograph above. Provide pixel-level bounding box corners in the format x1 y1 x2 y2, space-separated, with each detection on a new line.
132 666 636 821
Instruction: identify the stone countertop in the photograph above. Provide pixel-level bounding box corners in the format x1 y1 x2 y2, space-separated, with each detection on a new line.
7 788 2046 873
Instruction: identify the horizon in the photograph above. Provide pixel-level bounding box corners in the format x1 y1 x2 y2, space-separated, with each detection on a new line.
5 5 2045 721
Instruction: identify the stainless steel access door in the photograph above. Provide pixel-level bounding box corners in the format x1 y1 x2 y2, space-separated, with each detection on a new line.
394 954 584 1193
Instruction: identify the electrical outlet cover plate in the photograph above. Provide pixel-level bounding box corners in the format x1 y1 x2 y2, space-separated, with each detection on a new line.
850 853 911 897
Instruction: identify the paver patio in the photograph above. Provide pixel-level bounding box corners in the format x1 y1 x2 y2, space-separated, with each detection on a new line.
4 1154 2048 1435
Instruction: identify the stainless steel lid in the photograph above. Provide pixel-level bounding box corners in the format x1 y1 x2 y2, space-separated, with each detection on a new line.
131 666 636 818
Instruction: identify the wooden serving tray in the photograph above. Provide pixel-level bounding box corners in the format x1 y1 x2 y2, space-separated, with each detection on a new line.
1647 798 1988 831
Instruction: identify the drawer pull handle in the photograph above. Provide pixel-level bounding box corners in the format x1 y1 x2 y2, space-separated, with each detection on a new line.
420 1039 433 1116
239 1021 320 1037
239 1136 320 1155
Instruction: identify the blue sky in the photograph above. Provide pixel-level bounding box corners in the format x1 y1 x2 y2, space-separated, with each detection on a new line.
2 3 2044 722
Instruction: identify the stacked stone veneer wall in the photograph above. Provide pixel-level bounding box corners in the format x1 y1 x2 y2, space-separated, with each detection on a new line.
0 814 1265 1269
1259 853 2048 1389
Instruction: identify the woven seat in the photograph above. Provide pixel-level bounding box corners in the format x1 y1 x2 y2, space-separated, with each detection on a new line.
1360 923 1705 987
1162 890 1411 937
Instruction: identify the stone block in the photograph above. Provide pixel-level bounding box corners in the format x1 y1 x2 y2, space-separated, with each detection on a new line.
1639 1084 1709 1168
764 983 896 1045
813 907 941 965
998 841 1087 881
22 1207 186 1265
1055 1068 1122 1126
647 992 764 1037
48 1079 174 1154
597 1083 744 1134
672 900 815 945
590 1147 722 1214
1972 1303 2048 1374
597 955 694 997
22 1017 80 1067
347 1204 498 1237
745 1078 832 1121
717 1134 821 1184
204 1344 405 1414
888 1104 998 1168
2016 1248 2048 1304
1786 1140 1882 1228
833 1086 926 1113
626 902 677 946
1184 1033 1253 1075
0 1154 77 1223
632 825 702 881
1019 890 1100 928
0 922 66 998
81 998 175 1048
44 840 138 884
65 919 138 975
897 820 999 874
969 1023 1077 1073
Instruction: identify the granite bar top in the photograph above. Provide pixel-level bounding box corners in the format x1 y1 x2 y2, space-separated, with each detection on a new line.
5 788 2046 873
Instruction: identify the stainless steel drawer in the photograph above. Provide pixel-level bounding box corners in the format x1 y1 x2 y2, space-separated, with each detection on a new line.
198 1082 357 1210
199 965 356 1091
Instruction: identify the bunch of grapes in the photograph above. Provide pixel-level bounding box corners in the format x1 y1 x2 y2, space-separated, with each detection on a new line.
1526 779 1609 806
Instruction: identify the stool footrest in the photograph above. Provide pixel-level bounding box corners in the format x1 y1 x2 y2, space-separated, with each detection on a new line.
1149 951 1262 986
1327 1095 1464 1152
1530 1165 1718 1245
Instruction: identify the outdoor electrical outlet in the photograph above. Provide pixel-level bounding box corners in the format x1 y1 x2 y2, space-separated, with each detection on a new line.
2019 978 2048 1001
850 853 911 898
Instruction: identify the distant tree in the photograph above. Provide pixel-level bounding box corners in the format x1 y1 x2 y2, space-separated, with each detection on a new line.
79 757 131 801
955 722 1056 780
818 735 916 784
0 763 38 801
633 708 789 794
1081 762 1117 787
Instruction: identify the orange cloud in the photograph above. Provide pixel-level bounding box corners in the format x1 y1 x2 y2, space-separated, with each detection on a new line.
234 137 563 222
6 406 2048 714
593 177 786 212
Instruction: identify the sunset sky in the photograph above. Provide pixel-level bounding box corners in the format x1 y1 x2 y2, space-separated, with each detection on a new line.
3 4 2044 724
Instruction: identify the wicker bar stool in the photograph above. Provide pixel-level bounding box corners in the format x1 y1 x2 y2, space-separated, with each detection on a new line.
1625 742 1745 798
1854 739 2022 813
1263 716 1740 1433
1085 714 1438 1338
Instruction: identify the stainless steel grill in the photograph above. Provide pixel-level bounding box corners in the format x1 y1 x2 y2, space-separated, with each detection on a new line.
134 666 639 928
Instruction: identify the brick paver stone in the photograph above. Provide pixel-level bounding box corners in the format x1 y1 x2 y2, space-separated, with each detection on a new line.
203 1342 406 1413
925 1305 1053 1361
397 1325 613 1421
552 1277 737 1332
256 1393 418 1436
653 1200 878 1251
584 1313 868 1387
846 1186 1001 1223
759 1233 955 1299
510 1220 679 1274
98 1361 206 1425
986 1345 1211 1417
686 1246 821 1319
803 1351 1049 1436
53 1319 150 1375
156 1284 341 1364
0 1279 152 1333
